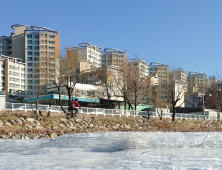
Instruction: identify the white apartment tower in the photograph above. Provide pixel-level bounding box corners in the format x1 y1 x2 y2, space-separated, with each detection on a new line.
67 43 102 69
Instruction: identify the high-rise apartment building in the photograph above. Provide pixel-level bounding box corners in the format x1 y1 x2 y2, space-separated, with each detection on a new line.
0 36 11 56
188 72 206 90
1 24 60 97
171 68 187 83
101 48 127 68
67 43 102 70
130 58 149 77
0 55 25 102
148 62 169 83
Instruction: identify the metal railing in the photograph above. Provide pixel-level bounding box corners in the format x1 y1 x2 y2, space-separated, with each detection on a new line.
0 102 216 120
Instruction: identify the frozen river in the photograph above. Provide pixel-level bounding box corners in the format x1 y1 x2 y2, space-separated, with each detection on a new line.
0 132 222 169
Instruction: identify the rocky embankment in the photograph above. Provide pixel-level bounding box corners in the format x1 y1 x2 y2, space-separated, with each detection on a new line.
0 111 222 139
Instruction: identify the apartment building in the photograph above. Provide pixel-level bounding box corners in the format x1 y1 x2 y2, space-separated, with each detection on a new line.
206 76 218 88
188 72 206 90
67 43 101 70
2 24 60 97
101 48 127 68
171 68 187 83
130 58 149 77
0 36 11 56
0 55 25 102
148 62 169 83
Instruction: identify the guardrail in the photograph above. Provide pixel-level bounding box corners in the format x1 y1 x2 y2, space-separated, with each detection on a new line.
0 102 217 120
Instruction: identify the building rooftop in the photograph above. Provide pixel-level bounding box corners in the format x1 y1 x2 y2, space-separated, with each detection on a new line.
11 24 58 33
149 62 168 67
101 48 126 54
0 55 25 65
68 43 101 51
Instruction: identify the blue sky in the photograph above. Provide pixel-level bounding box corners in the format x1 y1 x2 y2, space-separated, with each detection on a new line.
1 0 222 77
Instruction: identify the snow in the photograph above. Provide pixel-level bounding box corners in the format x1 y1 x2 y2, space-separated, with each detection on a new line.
0 132 222 169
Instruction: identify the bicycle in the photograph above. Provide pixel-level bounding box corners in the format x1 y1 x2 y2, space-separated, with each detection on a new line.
65 107 84 120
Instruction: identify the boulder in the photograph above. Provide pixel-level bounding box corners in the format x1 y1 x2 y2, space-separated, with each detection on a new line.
89 123 94 128
24 136 30 139
20 117 25 122
9 120 15 125
15 119 23 124
34 120 41 126
66 120 73 127
14 134 22 139
124 124 131 129
26 118 35 123
5 122 13 127
50 132 57 138
75 119 82 123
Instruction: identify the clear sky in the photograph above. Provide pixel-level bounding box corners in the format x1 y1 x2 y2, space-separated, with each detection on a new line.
1 0 222 77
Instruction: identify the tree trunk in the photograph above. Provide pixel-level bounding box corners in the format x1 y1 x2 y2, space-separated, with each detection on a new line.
172 105 176 122
160 110 163 120
58 88 66 113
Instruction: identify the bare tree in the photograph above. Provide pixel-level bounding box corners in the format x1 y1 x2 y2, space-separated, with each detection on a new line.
149 85 169 120
161 81 186 121
127 59 151 111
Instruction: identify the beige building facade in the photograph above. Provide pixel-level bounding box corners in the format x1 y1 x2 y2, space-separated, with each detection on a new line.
148 62 169 83
101 48 127 68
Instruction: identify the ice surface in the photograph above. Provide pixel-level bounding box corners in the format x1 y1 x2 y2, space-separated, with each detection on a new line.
0 132 222 169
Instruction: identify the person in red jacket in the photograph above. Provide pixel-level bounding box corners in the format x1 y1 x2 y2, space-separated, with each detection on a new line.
68 99 81 117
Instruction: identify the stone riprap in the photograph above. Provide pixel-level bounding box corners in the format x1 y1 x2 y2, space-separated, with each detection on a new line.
0 113 222 139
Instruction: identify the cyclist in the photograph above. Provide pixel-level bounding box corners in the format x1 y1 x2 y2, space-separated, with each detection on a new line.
68 99 81 118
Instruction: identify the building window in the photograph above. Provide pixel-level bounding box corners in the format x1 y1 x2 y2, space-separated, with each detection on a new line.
21 68 25 71
34 52 39 56
27 40 33 44
27 46 32 50
28 68 32 72
17 67 20 71
49 41 55 45
34 46 39 50
34 35 39 39
49 52 55 56
50 35 55 39
9 71 15 76
27 57 32 61
9 65 15 70
34 57 39 61
27 51 32 55
27 34 32 38
34 40 39 45
28 63 32 66
49 47 55 50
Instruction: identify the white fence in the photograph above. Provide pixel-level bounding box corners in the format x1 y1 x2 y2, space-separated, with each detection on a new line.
0 102 218 120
